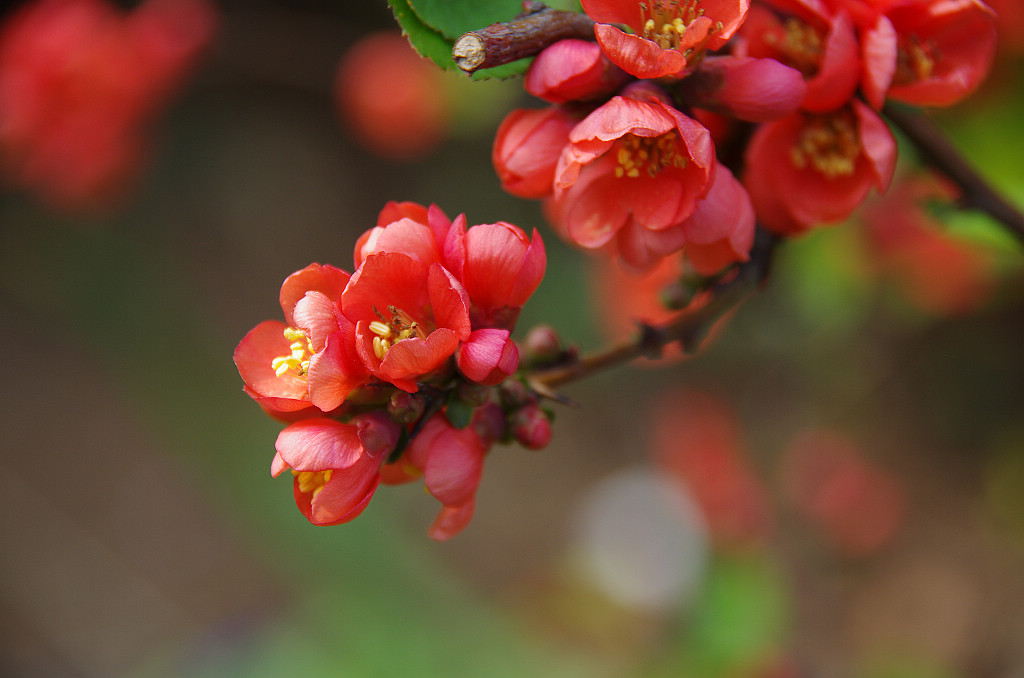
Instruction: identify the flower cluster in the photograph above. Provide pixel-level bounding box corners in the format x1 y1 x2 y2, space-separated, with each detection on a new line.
0 0 217 212
492 0 997 266
234 202 549 539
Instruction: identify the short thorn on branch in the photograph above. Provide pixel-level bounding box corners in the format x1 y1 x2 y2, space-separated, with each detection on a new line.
452 2 596 73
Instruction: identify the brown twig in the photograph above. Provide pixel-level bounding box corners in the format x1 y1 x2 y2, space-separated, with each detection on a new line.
452 2 595 73
884 103 1024 247
529 230 778 391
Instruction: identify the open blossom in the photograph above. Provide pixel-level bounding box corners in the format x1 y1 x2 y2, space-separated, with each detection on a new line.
271 412 401 526
743 100 896 235
733 0 861 112
0 0 216 211
342 252 472 393
550 82 719 268
357 202 547 331
860 173 997 315
582 0 751 79
842 0 997 108
234 263 358 420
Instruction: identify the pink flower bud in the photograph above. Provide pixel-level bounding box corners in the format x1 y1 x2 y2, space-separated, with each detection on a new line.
681 56 807 123
524 38 630 104
523 324 562 363
492 106 575 199
511 403 552 451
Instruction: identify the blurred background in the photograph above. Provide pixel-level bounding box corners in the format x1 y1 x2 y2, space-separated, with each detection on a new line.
2 1 1024 677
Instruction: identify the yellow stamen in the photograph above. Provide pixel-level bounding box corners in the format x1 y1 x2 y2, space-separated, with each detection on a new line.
271 327 313 377
292 469 333 498
764 17 823 77
368 305 426 359
614 131 687 180
894 34 937 86
638 0 714 51
790 112 859 179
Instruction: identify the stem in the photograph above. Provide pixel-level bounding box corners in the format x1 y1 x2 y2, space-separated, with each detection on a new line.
452 2 595 73
530 230 778 391
884 103 1024 246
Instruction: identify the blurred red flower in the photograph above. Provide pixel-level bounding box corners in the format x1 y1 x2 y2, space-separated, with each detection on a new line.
0 0 216 211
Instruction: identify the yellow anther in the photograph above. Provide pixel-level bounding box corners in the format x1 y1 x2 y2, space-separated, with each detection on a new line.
790 113 859 179
369 320 391 337
272 327 313 378
292 469 333 497
373 336 389 360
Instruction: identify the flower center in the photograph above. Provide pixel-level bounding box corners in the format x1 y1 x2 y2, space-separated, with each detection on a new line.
292 469 333 498
369 305 426 360
272 327 313 377
789 112 859 179
894 34 938 86
639 0 717 52
764 17 823 77
614 132 688 179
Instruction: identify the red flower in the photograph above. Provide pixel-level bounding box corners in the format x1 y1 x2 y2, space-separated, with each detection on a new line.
780 429 905 556
448 220 547 329
743 100 896 235
652 389 774 551
611 164 755 272
403 414 490 540
234 263 360 419
734 0 861 112
874 0 996 107
271 412 400 526
357 203 547 333
492 107 577 199
0 0 216 212
342 252 472 392
860 173 997 315
524 38 630 104
550 83 716 267
582 0 750 79
334 31 448 160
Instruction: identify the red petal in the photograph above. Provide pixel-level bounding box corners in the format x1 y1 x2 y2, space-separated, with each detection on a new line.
234 320 308 401
279 263 349 326
275 418 367 471
594 24 689 79
427 263 471 340
428 500 476 541
457 328 519 385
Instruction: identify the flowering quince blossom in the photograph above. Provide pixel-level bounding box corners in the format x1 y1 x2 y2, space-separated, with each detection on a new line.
549 82 756 272
827 0 997 108
234 263 358 420
0 0 217 211
581 0 751 79
733 0 862 112
271 412 400 526
235 202 549 539
860 173 997 315
743 99 897 235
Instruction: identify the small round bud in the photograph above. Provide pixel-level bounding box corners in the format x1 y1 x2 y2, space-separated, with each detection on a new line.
511 403 552 451
498 379 531 409
523 324 562 363
471 402 507 445
388 390 426 424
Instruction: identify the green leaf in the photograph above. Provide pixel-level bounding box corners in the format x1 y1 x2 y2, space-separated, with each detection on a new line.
409 0 525 39
471 58 533 81
389 0 458 71
445 396 476 429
